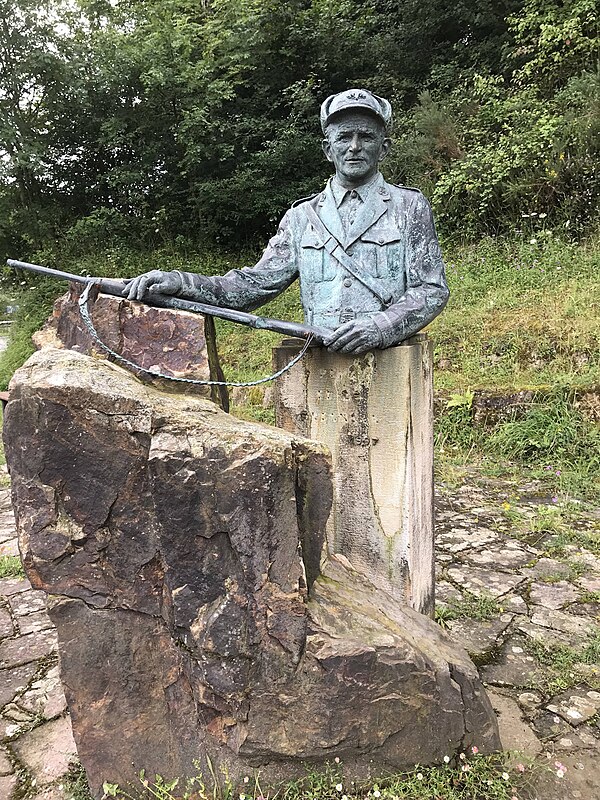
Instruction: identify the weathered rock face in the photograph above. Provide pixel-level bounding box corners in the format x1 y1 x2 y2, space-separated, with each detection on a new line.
4 348 499 798
32 284 229 408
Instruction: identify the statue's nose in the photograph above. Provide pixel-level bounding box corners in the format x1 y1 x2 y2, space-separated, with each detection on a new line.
348 135 362 152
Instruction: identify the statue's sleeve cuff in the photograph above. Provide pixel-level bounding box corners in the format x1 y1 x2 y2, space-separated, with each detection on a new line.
172 270 207 301
371 311 395 349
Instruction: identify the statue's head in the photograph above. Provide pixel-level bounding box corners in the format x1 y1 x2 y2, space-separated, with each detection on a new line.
320 89 393 187
320 89 393 134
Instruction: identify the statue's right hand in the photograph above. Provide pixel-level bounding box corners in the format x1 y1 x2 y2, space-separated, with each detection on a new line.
125 270 181 301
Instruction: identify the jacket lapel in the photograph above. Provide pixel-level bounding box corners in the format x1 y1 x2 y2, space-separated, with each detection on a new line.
345 183 390 248
314 182 346 247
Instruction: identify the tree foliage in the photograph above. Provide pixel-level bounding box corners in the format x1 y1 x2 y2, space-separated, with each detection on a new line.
0 0 598 259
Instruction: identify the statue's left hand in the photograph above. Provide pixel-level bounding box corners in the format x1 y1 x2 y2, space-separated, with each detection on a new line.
323 319 382 355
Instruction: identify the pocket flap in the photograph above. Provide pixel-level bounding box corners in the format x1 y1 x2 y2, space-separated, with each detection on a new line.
361 227 403 246
300 227 324 249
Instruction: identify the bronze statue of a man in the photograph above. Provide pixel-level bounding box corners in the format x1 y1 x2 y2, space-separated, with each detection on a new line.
126 89 449 355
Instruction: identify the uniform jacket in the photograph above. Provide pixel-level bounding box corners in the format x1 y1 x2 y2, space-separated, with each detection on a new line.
177 172 449 348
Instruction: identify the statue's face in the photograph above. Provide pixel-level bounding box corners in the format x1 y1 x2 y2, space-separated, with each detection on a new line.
322 112 391 187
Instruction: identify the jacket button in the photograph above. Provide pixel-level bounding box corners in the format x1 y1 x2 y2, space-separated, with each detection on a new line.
343 278 352 288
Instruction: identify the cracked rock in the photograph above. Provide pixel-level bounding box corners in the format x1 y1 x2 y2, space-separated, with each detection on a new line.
4 348 500 799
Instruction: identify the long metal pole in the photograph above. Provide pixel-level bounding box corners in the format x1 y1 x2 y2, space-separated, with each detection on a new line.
6 259 328 343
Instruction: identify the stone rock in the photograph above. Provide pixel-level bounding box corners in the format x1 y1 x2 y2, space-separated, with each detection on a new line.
520 558 574 581
531 710 572 740
0 747 13 776
527 750 600 800
18 611 54 636
517 691 543 713
0 663 37 709
274 339 436 615
446 565 525 598
516 619 584 649
486 690 542 756
33 285 229 409
436 526 499 554
462 541 533 569
0 774 17 799
5 348 500 799
578 575 600 593
447 614 514 661
30 786 71 800
546 688 600 727
3 702 35 722
480 638 544 689
19 666 67 720
0 538 18 557
529 581 579 610
529 607 595 640
554 725 600 751
0 607 14 639
9 589 47 616
435 580 463 605
12 715 78 786
501 593 528 615
0 629 58 669
0 577 31 596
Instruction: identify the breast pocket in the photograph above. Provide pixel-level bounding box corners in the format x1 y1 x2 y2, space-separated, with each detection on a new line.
361 228 404 279
300 228 336 281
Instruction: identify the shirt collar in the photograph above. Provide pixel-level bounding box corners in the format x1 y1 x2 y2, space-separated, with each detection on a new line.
330 172 381 207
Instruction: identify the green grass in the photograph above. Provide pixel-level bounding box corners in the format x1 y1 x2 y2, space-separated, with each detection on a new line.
97 755 539 800
527 631 600 695
435 593 501 627
2 235 599 499
0 555 24 578
432 235 600 392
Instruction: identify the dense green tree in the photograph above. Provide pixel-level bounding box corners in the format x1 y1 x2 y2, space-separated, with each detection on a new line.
0 0 598 257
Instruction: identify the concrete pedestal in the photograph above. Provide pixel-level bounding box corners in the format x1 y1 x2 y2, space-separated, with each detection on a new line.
273 335 435 616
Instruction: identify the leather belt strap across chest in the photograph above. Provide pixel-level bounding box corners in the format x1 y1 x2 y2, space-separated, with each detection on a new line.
303 204 393 308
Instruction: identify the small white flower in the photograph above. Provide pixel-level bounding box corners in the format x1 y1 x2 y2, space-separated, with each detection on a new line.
243 777 249 784
443 756 450 764
557 770 565 778
373 791 381 798
416 773 423 780
502 772 510 781
334 757 340 764
336 784 343 792
459 752 466 760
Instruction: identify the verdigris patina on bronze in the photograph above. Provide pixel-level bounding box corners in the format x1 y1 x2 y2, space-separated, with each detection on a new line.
126 89 449 355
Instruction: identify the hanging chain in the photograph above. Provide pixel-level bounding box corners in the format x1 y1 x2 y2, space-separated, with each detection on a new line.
78 282 312 387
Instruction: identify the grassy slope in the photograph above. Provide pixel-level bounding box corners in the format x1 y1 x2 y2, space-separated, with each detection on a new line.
1 235 598 497
2 234 598 392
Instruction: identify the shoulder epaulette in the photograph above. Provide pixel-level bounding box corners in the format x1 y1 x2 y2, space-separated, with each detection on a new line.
291 192 320 208
392 183 421 193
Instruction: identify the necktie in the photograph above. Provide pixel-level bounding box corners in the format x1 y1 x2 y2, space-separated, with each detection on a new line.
339 189 361 233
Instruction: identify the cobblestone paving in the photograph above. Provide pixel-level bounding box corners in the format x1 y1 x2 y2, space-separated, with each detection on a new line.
0 468 599 799
436 470 600 799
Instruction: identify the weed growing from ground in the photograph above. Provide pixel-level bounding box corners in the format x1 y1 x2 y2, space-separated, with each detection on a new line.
0 555 24 578
527 632 600 695
97 752 540 800
64 763 95 800
435 593 501 628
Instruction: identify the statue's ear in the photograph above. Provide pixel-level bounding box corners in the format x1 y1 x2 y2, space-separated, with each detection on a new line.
379 138 392 163
322 138 334 163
